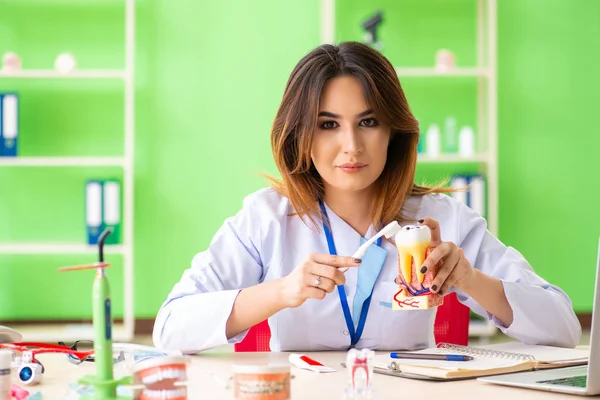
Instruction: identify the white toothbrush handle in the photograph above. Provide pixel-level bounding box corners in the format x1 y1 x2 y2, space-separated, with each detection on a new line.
339 247 368 273
338 222 400 274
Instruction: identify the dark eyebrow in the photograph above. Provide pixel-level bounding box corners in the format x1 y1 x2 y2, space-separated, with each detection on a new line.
355 109 374 118
318 109 374 119
318 111 341 118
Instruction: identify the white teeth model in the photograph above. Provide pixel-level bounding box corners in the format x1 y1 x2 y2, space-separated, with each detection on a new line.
142 374 155 385
394 225 431 284
141 368 187 390
143 388 187 399
177 369 187 380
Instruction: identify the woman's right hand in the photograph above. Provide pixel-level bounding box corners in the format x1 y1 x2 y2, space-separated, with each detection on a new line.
278 253 362 308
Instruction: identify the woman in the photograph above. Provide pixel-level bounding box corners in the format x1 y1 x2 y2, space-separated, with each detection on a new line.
153 42 581 353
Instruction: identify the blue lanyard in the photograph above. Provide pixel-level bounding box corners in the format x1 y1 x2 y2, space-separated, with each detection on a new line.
319 201 382 348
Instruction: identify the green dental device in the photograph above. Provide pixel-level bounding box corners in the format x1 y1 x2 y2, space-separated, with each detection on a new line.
59 228 132 399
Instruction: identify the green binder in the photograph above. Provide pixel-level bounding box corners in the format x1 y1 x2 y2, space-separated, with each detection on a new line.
102 179 121 245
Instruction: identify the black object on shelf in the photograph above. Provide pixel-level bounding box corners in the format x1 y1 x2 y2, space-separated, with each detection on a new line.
362 10 383 50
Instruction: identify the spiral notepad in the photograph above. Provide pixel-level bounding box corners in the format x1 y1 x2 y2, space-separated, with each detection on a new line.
437 342 536 362
373 342 589 380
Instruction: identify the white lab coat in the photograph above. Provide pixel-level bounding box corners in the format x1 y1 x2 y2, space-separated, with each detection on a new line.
152 188 581 353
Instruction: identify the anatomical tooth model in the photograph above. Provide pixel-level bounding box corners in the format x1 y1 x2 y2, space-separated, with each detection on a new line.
343 348 375 400
393 225 443 310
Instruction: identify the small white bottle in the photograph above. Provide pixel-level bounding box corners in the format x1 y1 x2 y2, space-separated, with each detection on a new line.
444 116 457 153
0 349 11 400
425 124 441 158
458 126 475 157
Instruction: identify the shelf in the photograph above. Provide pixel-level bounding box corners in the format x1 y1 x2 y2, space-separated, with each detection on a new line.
417 153 489 164
395 67 489 78
0 69 127 79
0 0 136 347
0 243 125 255
1 0 126 5
9 323 132 342
0 156 125 167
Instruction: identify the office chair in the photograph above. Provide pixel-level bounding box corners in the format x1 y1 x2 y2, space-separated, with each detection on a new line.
234 292 470 352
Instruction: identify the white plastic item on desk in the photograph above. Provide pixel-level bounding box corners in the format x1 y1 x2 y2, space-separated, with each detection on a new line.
344 348 375 400
0 326 22 344
0 350 11 400
289 353 336 373
425 124 441 158
458 126 475 157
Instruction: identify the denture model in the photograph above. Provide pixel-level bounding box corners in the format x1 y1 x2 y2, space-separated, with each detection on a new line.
393 225 443 310
132 356 189 400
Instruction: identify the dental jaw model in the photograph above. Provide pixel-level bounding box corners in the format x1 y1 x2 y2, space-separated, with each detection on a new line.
393 225 443 310
132 356 188 400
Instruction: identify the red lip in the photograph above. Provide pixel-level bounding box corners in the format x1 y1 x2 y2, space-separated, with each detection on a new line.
339 162 367 168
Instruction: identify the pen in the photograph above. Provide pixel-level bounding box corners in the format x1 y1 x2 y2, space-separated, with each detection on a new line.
390 352 474 362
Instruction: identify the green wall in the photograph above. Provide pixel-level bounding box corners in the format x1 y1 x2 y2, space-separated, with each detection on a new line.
496 0 600 311
0 0 319 320
0 3 127 319
0 0 597 322
336 0 600 312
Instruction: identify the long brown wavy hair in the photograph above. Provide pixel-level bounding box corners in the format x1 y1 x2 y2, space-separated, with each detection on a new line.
268 41 451 230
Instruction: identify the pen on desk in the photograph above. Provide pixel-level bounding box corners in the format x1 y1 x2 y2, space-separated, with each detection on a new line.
390 352 474 362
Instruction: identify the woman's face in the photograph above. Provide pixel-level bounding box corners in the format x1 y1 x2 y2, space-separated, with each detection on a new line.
311 75 390 196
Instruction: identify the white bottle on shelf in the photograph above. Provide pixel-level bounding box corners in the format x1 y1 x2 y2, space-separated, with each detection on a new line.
458 126 475 157
444 116 457 153
425 124 441 158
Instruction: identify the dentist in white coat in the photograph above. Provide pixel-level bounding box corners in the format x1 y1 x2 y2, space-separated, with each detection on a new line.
153 42 581 353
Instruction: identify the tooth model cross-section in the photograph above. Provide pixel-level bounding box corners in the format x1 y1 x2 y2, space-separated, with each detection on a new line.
393 225 443 310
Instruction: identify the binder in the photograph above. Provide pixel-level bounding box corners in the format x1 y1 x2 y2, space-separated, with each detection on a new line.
86 180 104 245
103 179 121 244
1 93 18 156
449 174 487 219
0 94 3 156
449 175 468 205
468 175 486 218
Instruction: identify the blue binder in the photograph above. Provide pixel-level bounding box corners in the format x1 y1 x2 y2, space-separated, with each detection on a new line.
1 93 18 156
0 93 3 156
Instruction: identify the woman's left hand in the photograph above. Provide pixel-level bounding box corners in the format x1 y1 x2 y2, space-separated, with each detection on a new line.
403 217 475 295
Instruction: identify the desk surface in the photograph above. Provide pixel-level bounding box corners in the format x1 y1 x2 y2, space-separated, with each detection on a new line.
21 351 587 399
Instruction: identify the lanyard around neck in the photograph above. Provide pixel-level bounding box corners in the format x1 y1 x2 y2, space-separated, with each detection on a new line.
319 200 381 348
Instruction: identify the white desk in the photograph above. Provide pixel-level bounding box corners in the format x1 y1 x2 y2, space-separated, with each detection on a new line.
21 351 586 399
